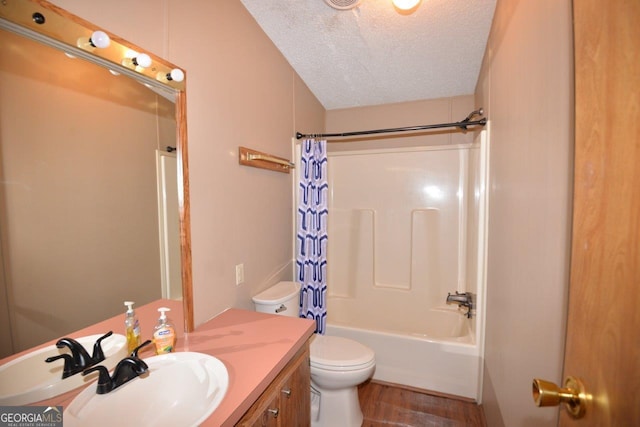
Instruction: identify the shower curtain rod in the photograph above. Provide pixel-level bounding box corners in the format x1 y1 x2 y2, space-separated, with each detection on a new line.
295 108 487 140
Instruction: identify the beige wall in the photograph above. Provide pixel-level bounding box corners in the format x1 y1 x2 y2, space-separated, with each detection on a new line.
51 0 325 326
476 0 573 426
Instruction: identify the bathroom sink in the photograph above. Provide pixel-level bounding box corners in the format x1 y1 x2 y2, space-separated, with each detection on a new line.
64 352 229 427
0 333 127 406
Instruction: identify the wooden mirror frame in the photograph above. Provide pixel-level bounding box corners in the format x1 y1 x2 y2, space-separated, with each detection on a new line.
0 0 194 332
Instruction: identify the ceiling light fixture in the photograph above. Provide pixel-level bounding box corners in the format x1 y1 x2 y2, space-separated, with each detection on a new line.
324 0 361 10
392 0 421 11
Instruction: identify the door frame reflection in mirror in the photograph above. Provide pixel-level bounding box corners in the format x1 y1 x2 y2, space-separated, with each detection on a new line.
0 0 194 333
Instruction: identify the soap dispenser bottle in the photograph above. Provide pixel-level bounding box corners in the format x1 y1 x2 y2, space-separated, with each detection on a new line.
153 307 176 355
124 301 141 353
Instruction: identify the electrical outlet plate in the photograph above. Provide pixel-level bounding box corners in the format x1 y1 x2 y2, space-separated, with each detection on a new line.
235 264 244 285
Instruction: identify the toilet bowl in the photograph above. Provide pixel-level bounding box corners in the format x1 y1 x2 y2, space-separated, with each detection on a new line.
252 281 376 427
309 334 375 427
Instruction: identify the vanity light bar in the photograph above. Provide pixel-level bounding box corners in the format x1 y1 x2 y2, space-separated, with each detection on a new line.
0 0 185 93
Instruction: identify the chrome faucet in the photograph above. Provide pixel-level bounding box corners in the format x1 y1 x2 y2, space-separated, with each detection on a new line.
45 331 113 378
446 292 474 318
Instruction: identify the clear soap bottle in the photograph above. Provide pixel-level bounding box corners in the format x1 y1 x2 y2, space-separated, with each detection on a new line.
124 301 141 353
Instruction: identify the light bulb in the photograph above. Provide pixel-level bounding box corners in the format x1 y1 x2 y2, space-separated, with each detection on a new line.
392 0 420 10
132 53 152 68
89 30 110 48
77 31 110 51
167 68 184 82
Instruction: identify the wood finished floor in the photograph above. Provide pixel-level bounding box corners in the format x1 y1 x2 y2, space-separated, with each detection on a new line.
358 381 486 427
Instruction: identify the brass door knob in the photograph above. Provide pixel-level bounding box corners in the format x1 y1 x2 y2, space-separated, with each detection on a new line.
532 376 588 419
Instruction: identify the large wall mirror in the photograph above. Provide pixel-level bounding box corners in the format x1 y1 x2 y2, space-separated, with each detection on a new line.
0 0 193 357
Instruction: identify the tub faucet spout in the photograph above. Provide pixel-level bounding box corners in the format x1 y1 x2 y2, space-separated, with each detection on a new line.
446 292 474 318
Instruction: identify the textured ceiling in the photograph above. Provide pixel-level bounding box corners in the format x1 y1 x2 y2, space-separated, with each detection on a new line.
240 0 497 110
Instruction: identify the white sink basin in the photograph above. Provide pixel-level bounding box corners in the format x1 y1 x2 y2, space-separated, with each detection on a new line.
64 352 229 427
0 333 127 405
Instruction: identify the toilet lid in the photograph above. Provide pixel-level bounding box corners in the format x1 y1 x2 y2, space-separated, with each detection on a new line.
310 335 375 370
252 281 300 305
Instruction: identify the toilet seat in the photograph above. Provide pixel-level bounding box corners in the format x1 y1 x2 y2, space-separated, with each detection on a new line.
310 335 375 371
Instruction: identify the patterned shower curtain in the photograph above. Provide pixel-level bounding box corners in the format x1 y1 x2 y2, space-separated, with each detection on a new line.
297 139 328 334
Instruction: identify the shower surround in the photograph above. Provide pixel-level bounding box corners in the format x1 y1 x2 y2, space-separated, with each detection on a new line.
324 135 488 400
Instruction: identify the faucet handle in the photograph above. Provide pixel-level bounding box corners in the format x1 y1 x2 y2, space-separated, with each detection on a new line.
45 354 82 379
55 337 93 368
130 339 153 358
91 331 113 364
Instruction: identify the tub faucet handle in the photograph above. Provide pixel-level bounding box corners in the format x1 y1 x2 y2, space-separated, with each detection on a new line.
446 292 474 318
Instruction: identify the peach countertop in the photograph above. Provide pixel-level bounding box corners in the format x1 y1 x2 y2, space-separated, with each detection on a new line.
1 299 316 426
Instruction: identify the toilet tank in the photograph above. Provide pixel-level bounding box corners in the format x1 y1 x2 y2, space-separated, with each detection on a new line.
252 281 300 318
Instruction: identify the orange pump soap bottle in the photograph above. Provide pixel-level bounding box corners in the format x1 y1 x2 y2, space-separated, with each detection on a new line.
153 307 176 355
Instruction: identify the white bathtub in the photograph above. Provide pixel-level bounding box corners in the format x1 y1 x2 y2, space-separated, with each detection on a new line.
326 300 481 400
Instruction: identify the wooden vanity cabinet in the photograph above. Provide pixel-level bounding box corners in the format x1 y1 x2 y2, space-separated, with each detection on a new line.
236 340 311 427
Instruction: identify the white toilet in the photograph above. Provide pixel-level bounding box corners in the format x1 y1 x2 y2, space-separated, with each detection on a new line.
252 281 376 427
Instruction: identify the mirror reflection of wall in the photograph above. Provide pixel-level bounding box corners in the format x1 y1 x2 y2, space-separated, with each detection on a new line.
0 28 178 357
